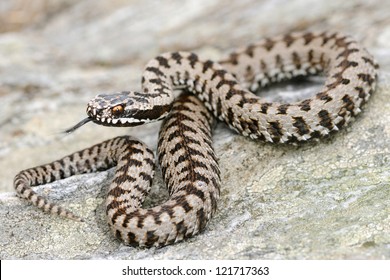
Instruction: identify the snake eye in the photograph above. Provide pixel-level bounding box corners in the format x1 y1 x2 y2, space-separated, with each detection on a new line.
111 105 124 116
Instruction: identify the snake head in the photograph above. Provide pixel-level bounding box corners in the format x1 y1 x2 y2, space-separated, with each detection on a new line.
85 91 172 127
65 91 173 134
64 91 173 133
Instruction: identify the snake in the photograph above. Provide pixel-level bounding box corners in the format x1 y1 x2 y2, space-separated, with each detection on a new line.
14 31 378 247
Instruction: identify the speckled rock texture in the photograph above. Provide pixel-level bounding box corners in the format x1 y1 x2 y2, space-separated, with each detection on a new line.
0 0 389 259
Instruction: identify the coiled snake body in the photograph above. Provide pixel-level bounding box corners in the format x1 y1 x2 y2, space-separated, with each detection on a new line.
14 32 378 247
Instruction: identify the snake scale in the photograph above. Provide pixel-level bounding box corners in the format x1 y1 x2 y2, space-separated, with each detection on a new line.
14 31 378 247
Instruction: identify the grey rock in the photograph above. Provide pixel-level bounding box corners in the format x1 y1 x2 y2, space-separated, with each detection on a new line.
0 0 389 259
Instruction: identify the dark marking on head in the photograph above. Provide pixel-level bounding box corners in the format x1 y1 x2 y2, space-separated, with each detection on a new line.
129 104 172 122
133 96 150 104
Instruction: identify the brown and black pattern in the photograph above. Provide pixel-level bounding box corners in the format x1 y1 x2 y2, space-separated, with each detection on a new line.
107 92 219 247
216 31 377 142
14 31 378 247
14 137 136 222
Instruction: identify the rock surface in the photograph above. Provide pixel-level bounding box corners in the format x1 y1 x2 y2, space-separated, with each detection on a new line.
0 0 389 259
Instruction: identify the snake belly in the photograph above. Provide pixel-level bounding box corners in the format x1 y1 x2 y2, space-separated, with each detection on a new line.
14 31 378 247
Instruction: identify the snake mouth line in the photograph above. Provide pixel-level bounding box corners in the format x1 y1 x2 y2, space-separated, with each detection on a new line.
64 117 145 134
92 118 146 127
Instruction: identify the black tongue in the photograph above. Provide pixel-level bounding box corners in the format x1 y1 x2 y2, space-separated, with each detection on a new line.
63 117 92 134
